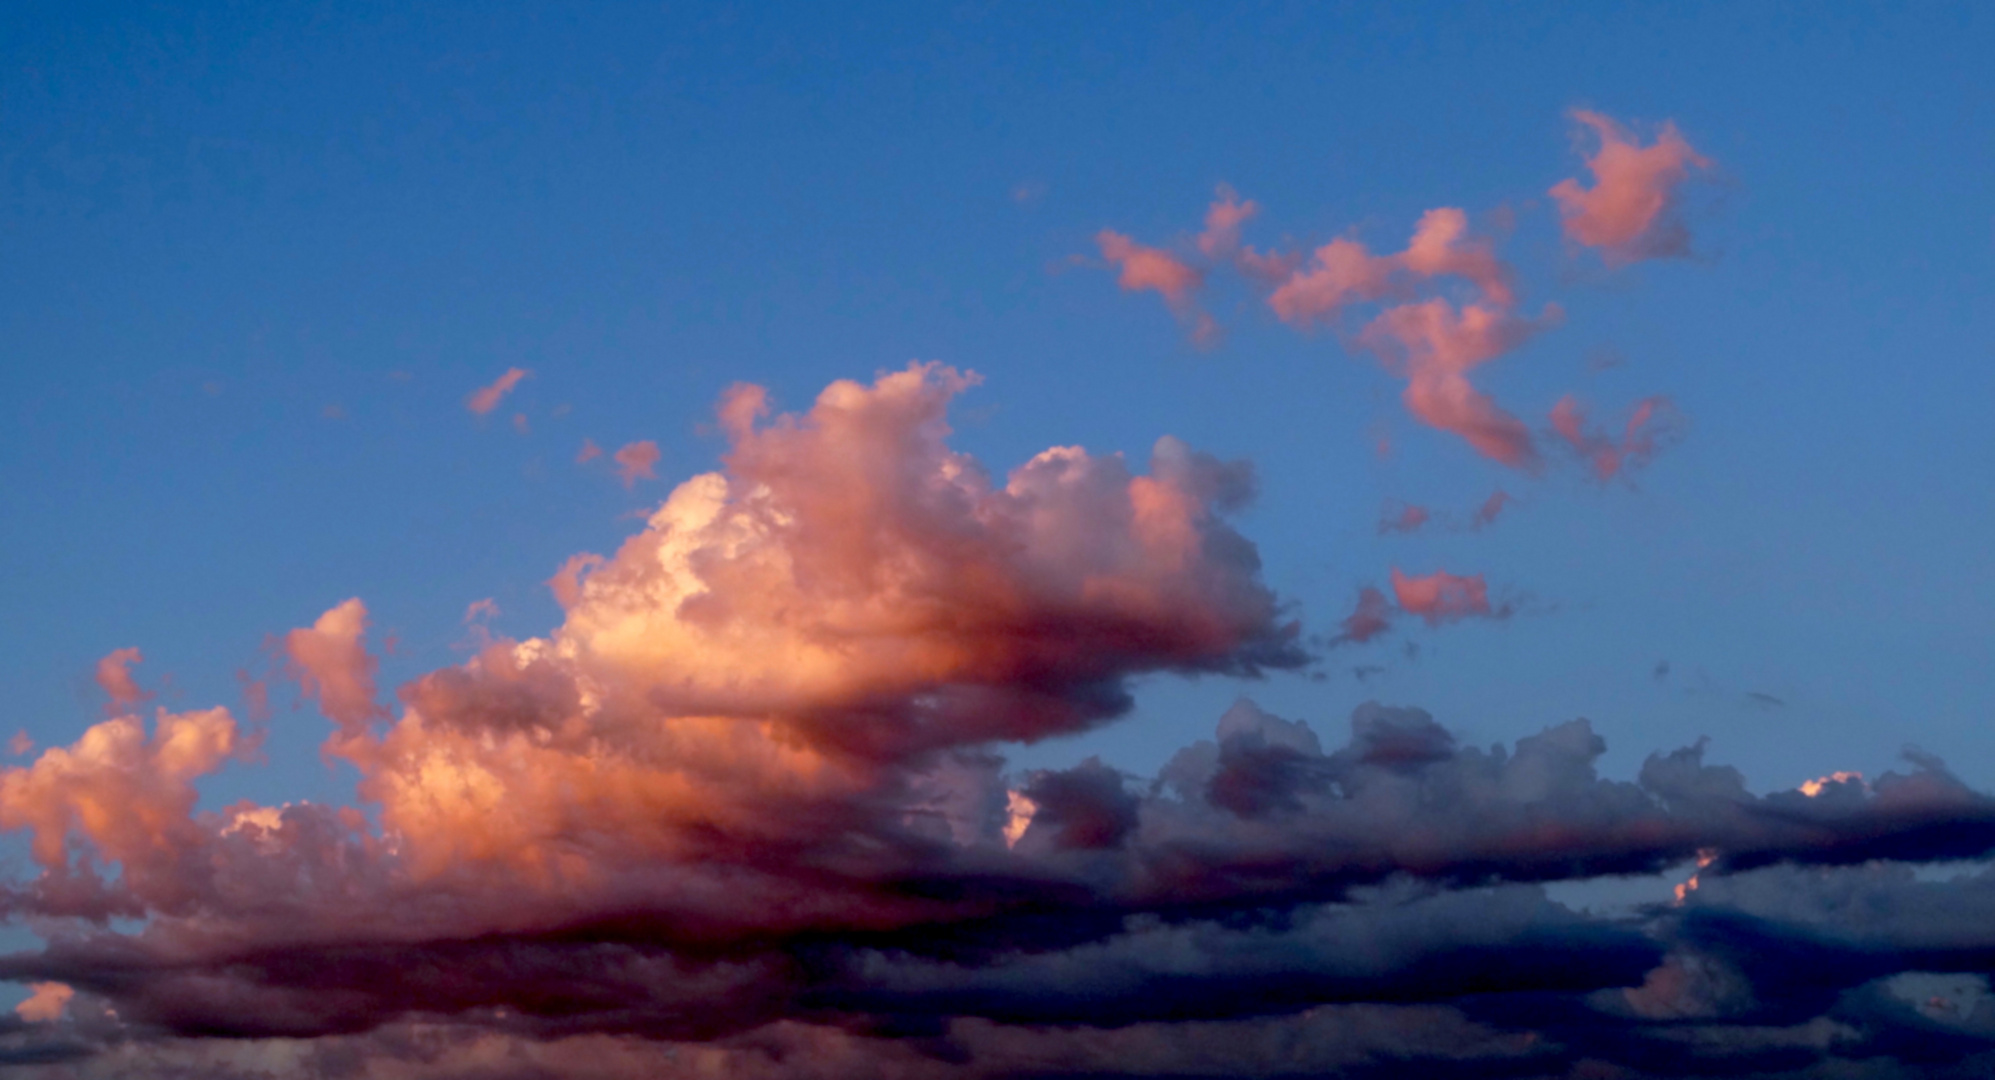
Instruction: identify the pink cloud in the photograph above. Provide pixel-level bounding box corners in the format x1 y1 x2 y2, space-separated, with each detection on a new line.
1378 502 1430 535
511 412 530 434
545 552 603 610
94 647 148 710
282 598 383 760
613 440 661 487
1096 229 1218 345
1395 207 1514 308
1549 394 1684 481
1333 586 1395 645
1389 567 1509 626
1266 236 1399 328
575 438 603 463
465 367 531 415
1267 208 1513 329
1550 109 1712 264
1357 300 1558 469
717 382 771 441
1196 185 1258 260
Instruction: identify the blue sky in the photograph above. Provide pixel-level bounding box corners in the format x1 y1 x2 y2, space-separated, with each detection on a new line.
6 2 1988 796
1 6 1994 1070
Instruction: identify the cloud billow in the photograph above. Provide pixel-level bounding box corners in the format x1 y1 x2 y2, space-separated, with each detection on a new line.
2 368 1991 1079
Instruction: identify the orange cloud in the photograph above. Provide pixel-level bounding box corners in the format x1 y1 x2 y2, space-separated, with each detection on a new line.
1549 394 1684 481
0 704 240 872
1389 568 1508 626
1550 110 1712 264
282 599 384 760
466 367 531 415
296 363 1297 878
14 981 72 1023
94 646 148 710
613 440 661 487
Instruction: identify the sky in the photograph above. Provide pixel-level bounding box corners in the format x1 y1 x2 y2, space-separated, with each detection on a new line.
0 2 1993 1077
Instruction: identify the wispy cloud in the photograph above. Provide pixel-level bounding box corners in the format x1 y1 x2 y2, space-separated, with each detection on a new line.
466 367 531 415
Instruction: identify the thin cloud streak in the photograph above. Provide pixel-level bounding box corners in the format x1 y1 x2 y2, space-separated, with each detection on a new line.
466 368 531 415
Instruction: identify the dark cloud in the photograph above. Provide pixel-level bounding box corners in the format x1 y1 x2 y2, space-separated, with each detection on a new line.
4 699 1995 1077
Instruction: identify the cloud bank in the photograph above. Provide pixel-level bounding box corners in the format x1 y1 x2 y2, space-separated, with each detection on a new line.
2 366 1992 1078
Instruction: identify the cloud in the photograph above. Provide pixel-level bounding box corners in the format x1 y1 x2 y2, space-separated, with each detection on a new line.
1267 208 1513 330
281 598 384 760
1550 110 1713 264
576 438 603 463
1080 118 1725 480
13 983 70 1024
1358 299 1556 469
1084 113 1709 473
1195 185 1257 260
612 440 661 487
91 647 147 710
1389 568 1510 626
1095 229 1217 345
0 703 242 895
1332 586 1396 645
4 671 1995 1077
15 365 1993 1079
466 368 531 415
1550 394 1685 481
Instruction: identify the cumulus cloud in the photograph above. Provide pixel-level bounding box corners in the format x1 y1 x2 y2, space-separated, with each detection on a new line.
3 698 1982 1079
2 661 1994 1076
1551 109 1713 264
281 598 384 760
465 368 531 415
7 367 1984 1079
